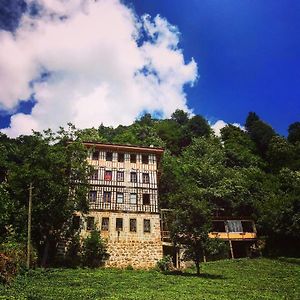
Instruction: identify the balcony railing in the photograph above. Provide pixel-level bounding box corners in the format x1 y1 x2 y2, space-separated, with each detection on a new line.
89 201 159 213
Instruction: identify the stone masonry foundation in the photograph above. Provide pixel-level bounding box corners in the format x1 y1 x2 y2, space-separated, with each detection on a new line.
80 211 163 269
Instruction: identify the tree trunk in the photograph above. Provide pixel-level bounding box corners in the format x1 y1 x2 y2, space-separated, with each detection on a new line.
195 260 200 276
41 238 50 268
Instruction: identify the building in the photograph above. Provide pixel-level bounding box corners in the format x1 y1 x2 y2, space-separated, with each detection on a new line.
161 211 258 266
209 218 257 259
77 142 164 269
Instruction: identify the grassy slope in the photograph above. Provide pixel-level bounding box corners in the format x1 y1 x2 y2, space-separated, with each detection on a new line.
1 258 299 300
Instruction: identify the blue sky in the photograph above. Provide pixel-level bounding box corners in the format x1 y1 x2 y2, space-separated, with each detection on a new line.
130 0 300 135
0 0 299 136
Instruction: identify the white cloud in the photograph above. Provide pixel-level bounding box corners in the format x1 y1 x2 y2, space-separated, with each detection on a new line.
0 0 197 137
211 120 244 137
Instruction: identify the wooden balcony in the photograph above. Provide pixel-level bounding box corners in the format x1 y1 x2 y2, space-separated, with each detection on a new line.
160 219 257 242
209 232 257 241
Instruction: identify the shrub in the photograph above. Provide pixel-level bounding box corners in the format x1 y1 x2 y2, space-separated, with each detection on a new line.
64 234 82 268
82 230 109 268
0 240 37 284
0 253 17 284
156 255 173 272
205 239 230 261
125 264 134 270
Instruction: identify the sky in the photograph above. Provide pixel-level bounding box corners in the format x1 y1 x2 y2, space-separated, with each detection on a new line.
0 0 299 137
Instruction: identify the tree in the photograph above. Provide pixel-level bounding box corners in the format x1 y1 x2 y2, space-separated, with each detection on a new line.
171 191 212 275
256 169 300 256
245 112 276 157
82 230 109 268
75 127 106 142
171 109 189 126
5 128 91 266
221 125 263 168
166 138 230 274
266 136 294 172
155 119 184 154
186 115 211 138
288 122 300 144
159 151 181 208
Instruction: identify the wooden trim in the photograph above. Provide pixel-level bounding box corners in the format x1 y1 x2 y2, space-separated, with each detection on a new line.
83 142 164 155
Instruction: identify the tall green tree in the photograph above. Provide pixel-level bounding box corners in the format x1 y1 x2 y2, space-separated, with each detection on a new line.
171 109 189 126
245 112 276 157
266 136 294 172
5 129 91 266
171 190 213 275
288 122 300 144
221 125 263 168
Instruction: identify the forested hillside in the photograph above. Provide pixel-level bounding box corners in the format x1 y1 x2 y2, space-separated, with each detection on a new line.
0 110 299 266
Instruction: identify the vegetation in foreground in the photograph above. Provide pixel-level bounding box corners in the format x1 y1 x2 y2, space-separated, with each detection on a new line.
1 258 299 300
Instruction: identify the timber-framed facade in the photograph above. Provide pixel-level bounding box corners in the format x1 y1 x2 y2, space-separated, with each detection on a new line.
78 142 164 268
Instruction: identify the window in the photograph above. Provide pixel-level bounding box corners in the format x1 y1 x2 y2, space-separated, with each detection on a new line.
87 217 95 230
142 193 150 205
142 154 149 164
103 191 111 203
130 219 137 232
227 220 243 232
116 218 123 231
106 152 113 161
101 217 109 231
104 170 112 181
130 172 137 183
117 171 124 182
72 216 80 230
118 153 124 162
130 193 137 204
91 169 98 180
144 219 150 233
142 173 149 184
212 221 226 232
92 151 99 160
130 154 136 163
116 192 124 204
242 221 254 233
88 191 97 202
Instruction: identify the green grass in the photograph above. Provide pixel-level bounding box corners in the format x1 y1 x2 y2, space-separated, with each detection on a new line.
1 258 299 299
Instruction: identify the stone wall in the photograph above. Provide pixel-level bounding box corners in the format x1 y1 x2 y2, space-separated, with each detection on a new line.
106 240 163 269
80 211 163 269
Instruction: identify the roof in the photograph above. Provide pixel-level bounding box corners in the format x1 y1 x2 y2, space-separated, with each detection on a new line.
82 141 164 155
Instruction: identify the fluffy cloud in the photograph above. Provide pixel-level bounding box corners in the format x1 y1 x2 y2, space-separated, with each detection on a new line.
0 0 197 137
211 120 244 136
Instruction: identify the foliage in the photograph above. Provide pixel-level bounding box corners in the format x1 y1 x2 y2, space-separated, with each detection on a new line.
0 234 37 284
220 124 263 168
256 169 300 256
245 112 276 157
288 121 300 144
0 259 299 299
82 230 109 268
266 136 295 172
156 255 173 272
0 252 16 285
0 126 91 267
64 234 82 268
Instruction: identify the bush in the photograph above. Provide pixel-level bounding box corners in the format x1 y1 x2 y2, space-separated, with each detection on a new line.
156 255 173 272
0 241 37 284
0 253 17 284
205 239 230 261
64 234 82 268
82 230 109 268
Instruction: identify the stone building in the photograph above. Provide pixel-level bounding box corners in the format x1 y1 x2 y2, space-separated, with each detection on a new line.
76 142 164 269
